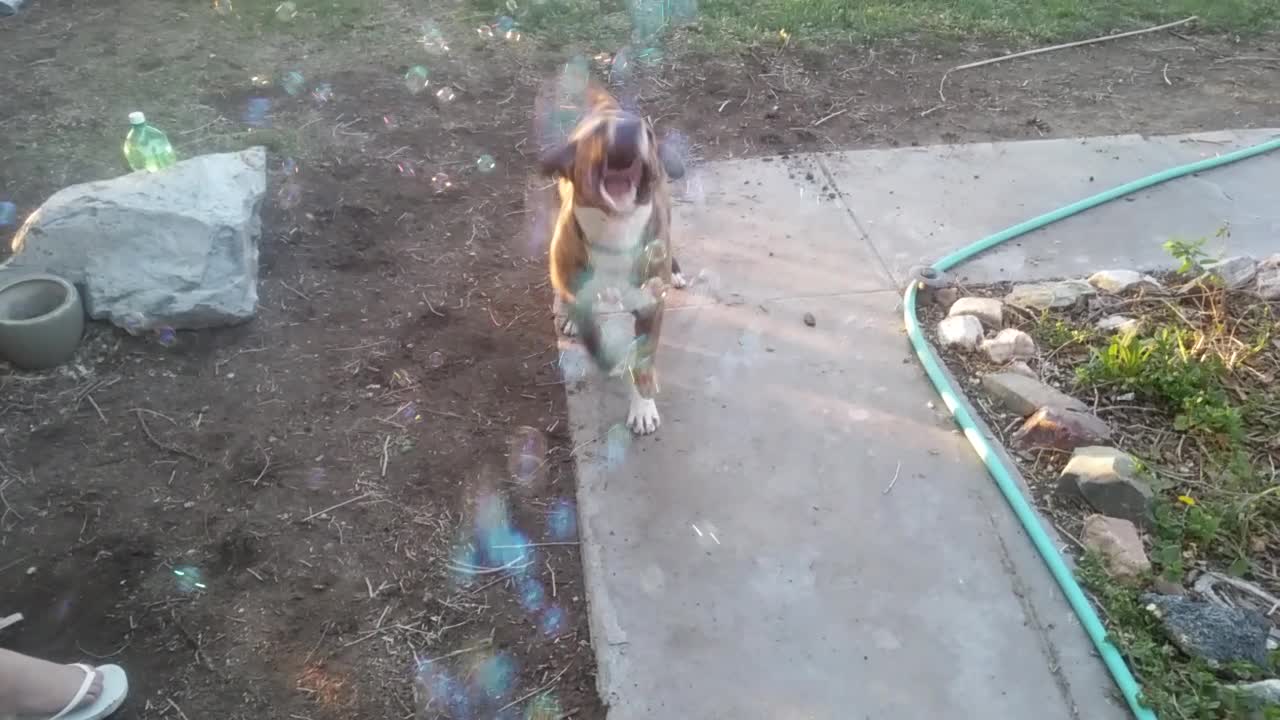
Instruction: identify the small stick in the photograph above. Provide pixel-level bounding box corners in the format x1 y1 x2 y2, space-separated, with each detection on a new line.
380 435 391 478
812 108 847 127
302 493 373 522
938 15 1198 101
133 410 206 464
0 613 23 631
86 394 107 424
882 461 902 495
279 280 311 301
167 698 192 720
496 665 573 714
491 541 580 549
1162 63 1172 85
416 640 492 665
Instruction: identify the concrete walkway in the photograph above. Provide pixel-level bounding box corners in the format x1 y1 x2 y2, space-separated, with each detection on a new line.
563 129 1280 720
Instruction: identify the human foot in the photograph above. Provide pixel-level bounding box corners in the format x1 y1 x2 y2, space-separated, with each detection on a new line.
0 649 124 720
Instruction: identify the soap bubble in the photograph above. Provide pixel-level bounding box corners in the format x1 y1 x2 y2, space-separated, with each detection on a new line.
275 1 297 21
515 575 546 612
540 606 567 636
121 313 147 336
403 65 430 95
428 351 445 368
243 97 272 127
156 327 178 348
476 24 494 37
173 566 207 593
304 467 327 489
396 161 417 178
526 694 562 720
381 114 399 129
507 426 547 485
311 83 334 104
546 499 576 541
505 0 517 11
475 654 516 701
250 73 272 87
605 423 631 468
212 0 233 14
0 202 15 227
476 154 496 173
421 20 449 54
496 15 515 32
505 28 522 41
435 86 456 103
280 70 306 96
281 157 298 174
277 181 302 210
430 172 454 194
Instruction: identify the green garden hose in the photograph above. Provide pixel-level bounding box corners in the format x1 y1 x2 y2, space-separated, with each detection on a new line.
902 134 1280 720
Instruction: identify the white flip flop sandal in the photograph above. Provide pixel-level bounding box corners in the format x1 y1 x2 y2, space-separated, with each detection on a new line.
40 664 128 720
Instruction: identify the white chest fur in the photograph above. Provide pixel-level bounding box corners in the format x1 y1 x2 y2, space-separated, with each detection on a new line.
573 202 654 298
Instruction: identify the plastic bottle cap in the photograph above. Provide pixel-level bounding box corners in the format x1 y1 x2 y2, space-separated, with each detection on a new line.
128 111 146 125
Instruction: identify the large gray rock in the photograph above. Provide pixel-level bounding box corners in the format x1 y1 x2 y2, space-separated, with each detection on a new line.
981 328 1037 363
4 148 266 329
1142 594 1271 669
1087 269 1160 295
1004 280 1095 310
1258 254 1280 300
936 315 983 351
1231 679 1280 715
980 372 1087 416
1012 406 1111 451
1058 446 1153 525
1203 256 1258 290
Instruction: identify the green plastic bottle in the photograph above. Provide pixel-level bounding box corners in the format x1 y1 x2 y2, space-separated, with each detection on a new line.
123 111 177 172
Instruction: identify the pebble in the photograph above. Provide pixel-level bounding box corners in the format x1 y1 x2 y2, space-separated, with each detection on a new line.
981 328 1037 363
937 315 983 351
803 312 816 327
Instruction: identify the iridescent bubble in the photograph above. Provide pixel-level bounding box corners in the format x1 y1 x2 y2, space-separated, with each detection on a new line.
250 73 272 87
156 327 177 348
421 20 449 54
609 47 633 86
280 70 306 96
275 1 297 21
396 161 417 178
692 267 721 298
435 86 456 103
304 467 327 489
281 157 298 175
0 201 16 227
311 83 334 104
212 0 233 14
507 426 547 485
428 350 445 368
243 97 272 127
540 605 567 636
429 172 454 194
504 0 517 11
277 181 302 210
546 499 576 541
476 154 496 173
396 402 423 424
525 694 562 720
504 28 522 41
605 423 631 468
121 313 147 336
556 346 588 383
403 65 430 95
476 24 494 37
475 653 516 701
496 15 516 33
515 575 546 612
173 565 207 593
382 114 399 129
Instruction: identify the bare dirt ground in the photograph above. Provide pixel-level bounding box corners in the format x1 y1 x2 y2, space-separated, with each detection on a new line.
1 1 1279 717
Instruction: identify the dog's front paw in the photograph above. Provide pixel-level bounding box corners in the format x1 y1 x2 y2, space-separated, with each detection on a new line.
671 272 689 289
627 396 660 435
560 316 579 336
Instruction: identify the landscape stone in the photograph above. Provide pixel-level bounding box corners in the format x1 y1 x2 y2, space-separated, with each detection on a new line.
1081 515 1150 582
1004 280 1095 310
1203 256 1258 289
947 296 1003 329
1058 446 1152 526
3 147 267 329
937 315 983 351
980 372 1087 416
1005 361 1036 379
981 328 1037 363
1230 679 1280 714
1096 315 1140 334
1087 269 1161 294
1012 406 1111 451
1142 594 1271 669
1257 254 1280 300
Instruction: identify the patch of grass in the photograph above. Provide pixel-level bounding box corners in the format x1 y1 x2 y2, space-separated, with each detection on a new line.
1078 552 1273 719
475 0 1280 49
1031 309 1096 350
1077 326 1244 442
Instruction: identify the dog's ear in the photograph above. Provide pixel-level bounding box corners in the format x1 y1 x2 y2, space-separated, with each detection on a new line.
538 141 578 178
656 139 685 180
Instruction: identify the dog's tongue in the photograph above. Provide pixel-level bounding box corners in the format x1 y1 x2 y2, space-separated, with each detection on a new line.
603 173 632 199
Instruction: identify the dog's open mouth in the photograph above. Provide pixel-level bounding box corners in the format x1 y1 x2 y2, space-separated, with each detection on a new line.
601 156 643 206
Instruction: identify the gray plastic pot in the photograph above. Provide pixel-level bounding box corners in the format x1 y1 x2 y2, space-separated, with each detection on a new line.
0 273 85 370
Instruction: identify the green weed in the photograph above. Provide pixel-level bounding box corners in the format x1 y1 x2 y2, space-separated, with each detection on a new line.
1031 310 1095 349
